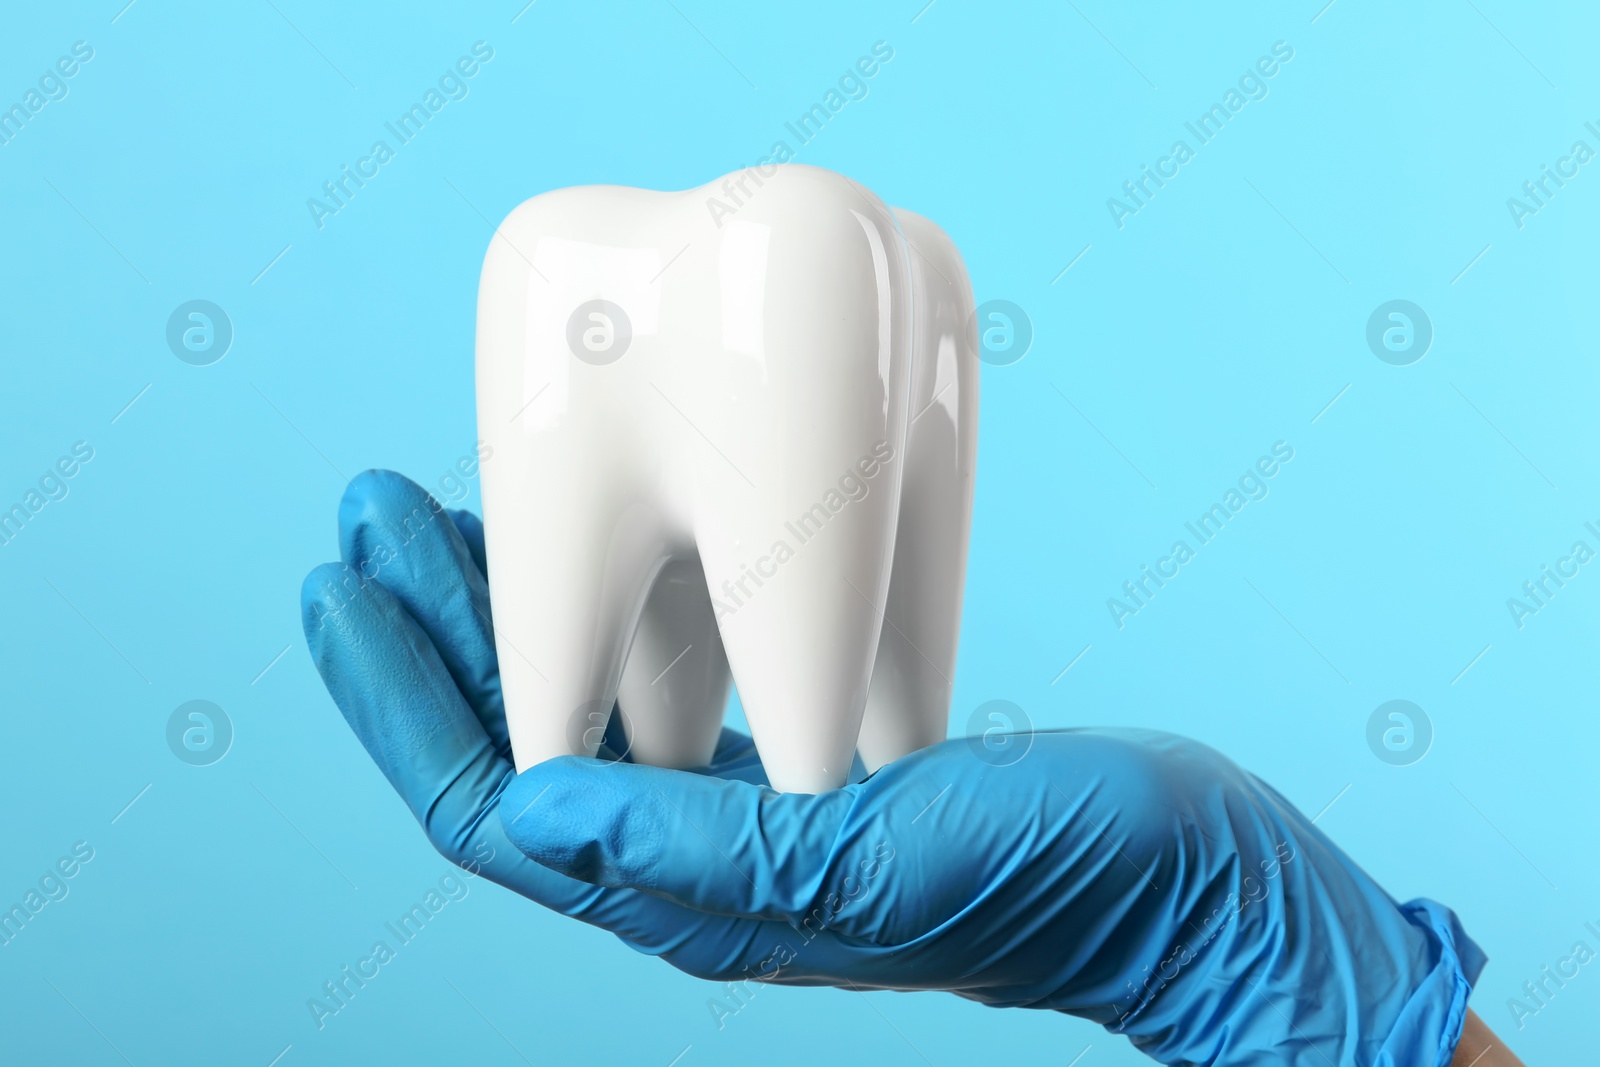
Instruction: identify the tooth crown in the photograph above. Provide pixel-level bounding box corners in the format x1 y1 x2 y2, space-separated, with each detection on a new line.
476 165 976 793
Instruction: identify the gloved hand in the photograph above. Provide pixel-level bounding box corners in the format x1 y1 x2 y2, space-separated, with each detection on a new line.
302 470 1486 1066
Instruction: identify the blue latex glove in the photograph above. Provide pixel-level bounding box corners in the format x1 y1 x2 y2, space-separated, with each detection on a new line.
302 471 1486 1066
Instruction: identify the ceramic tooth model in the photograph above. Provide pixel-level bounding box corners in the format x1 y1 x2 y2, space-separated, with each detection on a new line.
475 164 978 793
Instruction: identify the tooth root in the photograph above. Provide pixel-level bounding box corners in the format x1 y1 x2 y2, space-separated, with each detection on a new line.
857 210 980 772
614 555 729 768
477 403 669 770
698 498 894 795
496 501 667 770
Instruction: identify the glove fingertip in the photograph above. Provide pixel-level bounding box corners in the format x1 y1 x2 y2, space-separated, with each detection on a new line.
340 467 423 510
300 561 362 647
500 758 663 891
339 470 441 564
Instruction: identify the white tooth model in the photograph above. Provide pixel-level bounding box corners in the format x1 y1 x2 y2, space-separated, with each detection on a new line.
476 165 978 793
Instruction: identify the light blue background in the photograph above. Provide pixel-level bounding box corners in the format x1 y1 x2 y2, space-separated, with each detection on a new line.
2 1 1596 1063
